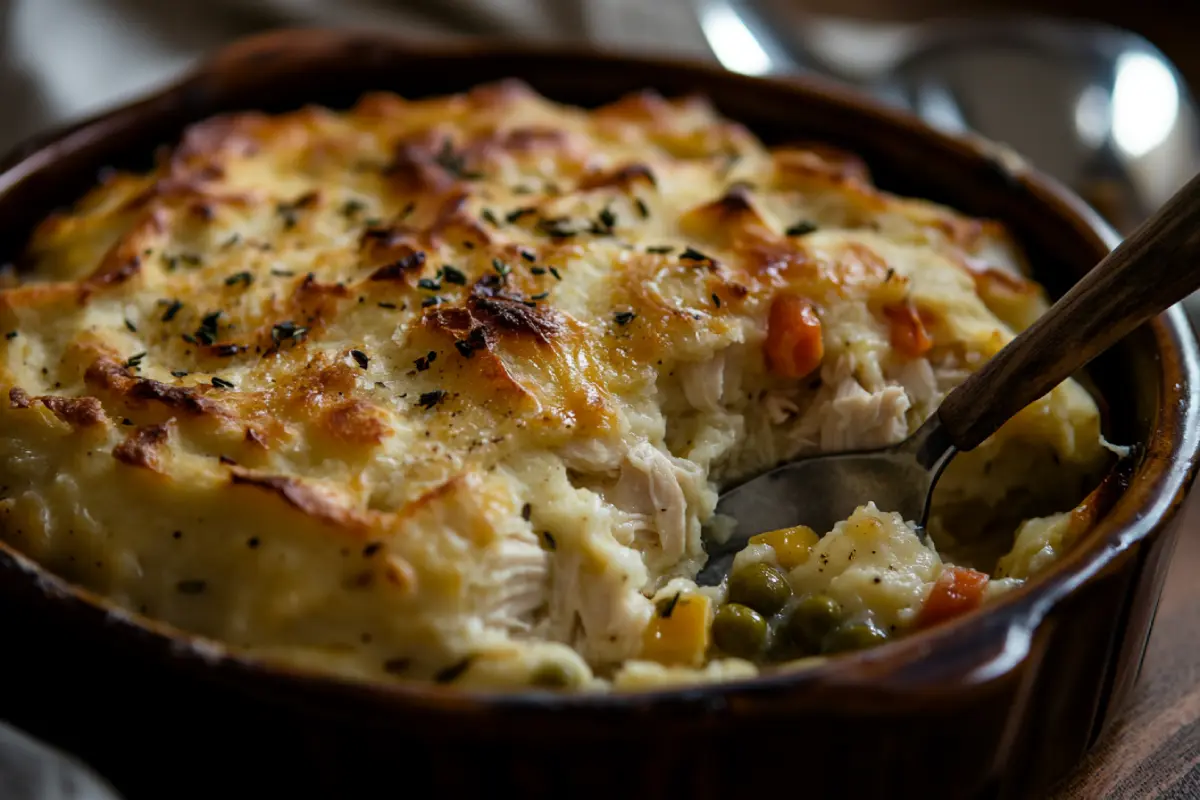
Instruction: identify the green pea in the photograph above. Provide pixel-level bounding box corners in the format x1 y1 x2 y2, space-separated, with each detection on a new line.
727 562 792 616
821 621 889 654
712 603 768 658
786 594 842 651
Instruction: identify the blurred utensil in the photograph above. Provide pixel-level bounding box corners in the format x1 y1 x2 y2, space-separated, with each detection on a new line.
0 720 124 800
692 0 1200 236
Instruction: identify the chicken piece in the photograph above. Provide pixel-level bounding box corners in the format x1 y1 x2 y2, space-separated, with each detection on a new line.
819 378 912 451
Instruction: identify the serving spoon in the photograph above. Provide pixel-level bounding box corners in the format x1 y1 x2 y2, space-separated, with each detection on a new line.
697 168 1200 586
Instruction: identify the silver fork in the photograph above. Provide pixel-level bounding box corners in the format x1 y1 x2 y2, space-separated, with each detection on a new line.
697 168 1200 586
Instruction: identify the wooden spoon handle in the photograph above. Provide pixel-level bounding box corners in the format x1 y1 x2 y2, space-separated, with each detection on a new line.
939 170 1200 452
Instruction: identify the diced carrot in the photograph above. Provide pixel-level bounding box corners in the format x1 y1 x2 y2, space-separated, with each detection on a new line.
972 267 1037 299
916 566 990 628
764 294 824 378
749 525 820 570
883 301 933 358
641 593 713 667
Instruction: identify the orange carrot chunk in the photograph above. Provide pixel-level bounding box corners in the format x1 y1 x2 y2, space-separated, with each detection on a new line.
883 301 933 358
917 565 990 628
765 294 824 378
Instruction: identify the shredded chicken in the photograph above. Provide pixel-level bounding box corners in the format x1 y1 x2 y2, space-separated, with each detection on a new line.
678 354 726 413
476 533 550 633
820 377 912 451
608 441 704 563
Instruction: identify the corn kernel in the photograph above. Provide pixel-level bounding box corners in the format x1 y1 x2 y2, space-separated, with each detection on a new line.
640 593 713 667
749 525 819 569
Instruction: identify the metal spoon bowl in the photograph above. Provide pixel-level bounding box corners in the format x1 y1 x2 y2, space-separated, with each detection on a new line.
698 168 1200 586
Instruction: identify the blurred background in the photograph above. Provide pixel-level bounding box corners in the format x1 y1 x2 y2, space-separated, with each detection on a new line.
3 0 1199 241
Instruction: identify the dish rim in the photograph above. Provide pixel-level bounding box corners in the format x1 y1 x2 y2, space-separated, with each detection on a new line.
1 28 1198 713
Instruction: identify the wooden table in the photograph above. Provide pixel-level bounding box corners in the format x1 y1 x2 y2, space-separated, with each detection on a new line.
1048 492 1200 798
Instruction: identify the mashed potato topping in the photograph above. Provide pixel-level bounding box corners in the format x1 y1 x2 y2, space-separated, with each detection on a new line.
0 81 1113 690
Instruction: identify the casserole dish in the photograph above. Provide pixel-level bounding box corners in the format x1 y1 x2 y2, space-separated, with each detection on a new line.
0 28 1196 799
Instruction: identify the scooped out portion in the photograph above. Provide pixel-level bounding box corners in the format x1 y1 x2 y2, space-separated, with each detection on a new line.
0 80 1118 692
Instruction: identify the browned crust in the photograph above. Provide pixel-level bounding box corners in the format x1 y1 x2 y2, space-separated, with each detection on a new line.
229 467 372 531
85 357 227 417
367 247 426 281
9 387 107 427
81 210 170 294
322 400 390 445
172 113 266 168
113 422 173 471
577 163 657 192
467 277 562 344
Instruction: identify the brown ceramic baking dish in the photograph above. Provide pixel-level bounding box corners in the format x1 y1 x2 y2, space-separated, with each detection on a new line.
0 29 1196 800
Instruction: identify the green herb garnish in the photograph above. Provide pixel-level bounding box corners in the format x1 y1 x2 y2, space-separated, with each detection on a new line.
160 299 183 322
440 265 467 285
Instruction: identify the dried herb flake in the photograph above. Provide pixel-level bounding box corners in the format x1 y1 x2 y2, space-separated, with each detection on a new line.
160 299 184 322
434 657 473 684
505 207 536 224
414 351 437 371
418 389 447 409
271 321 308 345
440 265 467 285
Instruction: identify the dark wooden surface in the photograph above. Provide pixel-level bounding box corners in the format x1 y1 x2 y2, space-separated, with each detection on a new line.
1045 488 1200 799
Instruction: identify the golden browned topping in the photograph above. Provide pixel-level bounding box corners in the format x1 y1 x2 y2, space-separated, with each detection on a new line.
0 80 1109 691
